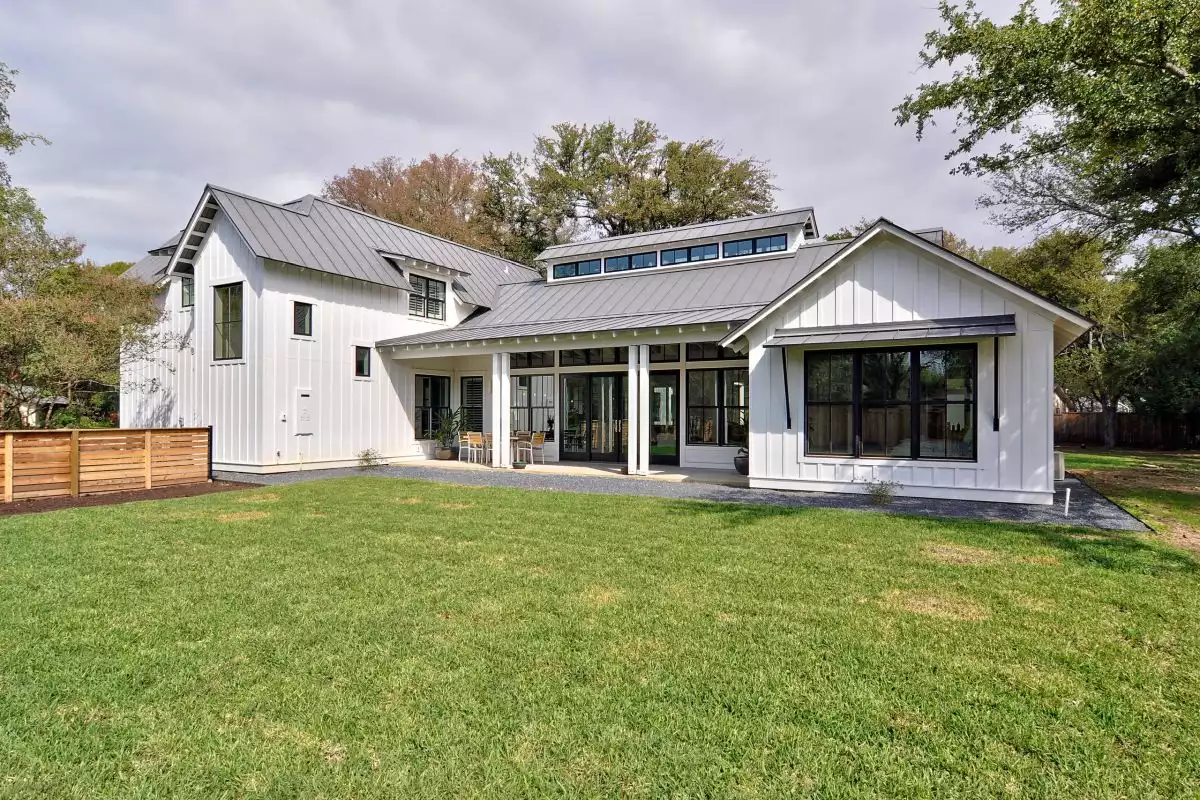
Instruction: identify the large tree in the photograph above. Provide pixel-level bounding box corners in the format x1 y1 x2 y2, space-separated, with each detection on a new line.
896 0 1200 243
1 62 169 427
481 120 777 264
323 153 498 252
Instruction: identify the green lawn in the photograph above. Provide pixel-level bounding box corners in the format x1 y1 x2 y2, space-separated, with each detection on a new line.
1063 448 1200 545
2 477 1199 798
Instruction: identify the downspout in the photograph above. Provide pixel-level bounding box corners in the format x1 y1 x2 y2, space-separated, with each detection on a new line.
780 347 793 430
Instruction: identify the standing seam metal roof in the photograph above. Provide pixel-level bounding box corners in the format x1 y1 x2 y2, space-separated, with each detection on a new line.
377 240 849 347
202 186 539 305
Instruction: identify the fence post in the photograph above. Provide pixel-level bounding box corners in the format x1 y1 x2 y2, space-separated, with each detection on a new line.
69 430 80 497
207 425 214 482
3 433 12 503
144 429 153 489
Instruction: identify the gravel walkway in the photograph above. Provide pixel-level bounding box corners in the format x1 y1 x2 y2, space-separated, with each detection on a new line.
216 464 1146 532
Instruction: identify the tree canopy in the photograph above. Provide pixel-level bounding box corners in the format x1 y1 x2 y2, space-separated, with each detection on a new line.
480 120 776 263
1 62 168 427
896 0 1200 243
323 153 498 252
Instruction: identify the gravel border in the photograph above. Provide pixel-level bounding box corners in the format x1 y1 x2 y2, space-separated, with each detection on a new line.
215 465 1147 532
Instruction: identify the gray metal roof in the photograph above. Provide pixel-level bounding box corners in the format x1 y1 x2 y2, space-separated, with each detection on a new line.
764 315 1017 347
204 186 539 305
378 239 849 347
150 231 182 255
124 254 171 283
535 207 817 262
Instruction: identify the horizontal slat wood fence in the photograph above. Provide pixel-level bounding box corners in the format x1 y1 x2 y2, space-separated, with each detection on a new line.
0 428 211 503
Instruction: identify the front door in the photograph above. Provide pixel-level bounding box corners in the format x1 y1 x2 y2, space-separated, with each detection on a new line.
560 373 626 461
649 371 680 466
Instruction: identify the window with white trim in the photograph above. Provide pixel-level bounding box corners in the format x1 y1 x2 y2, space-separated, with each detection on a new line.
409 275 446 320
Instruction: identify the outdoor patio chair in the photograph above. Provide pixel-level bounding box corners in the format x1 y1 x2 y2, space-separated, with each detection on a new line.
460 432 485 463
515 432 546 464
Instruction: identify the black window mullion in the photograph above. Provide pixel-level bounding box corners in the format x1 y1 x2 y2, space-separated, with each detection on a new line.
852 354 862 457
910 347 920 460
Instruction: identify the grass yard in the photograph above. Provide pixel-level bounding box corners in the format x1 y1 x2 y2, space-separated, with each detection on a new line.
2 477 1199 798
1064 448 1200 549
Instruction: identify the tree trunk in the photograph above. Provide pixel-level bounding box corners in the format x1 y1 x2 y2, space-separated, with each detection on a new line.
1103 403 1118 449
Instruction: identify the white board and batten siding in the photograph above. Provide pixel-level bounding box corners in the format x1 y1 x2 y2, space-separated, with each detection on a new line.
747 237 1057 504
121 209 484 472
121 211 264 469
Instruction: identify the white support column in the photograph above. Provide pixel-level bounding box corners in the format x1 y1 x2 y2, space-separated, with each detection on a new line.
627 345 640 475
638 344 650 475
490 353 505 467
499 354 512 467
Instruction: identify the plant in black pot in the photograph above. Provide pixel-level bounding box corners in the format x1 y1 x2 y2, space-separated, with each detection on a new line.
733 447 749 476
433 409 462 460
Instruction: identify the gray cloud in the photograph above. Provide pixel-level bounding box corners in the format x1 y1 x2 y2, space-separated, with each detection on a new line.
1 0 1027 263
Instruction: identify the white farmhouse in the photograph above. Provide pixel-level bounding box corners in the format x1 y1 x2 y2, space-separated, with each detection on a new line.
122 185 1091 504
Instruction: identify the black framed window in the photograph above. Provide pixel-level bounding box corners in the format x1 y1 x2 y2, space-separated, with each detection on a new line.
722 234 787 259
686 368 748 446
560 347 628 366
213 282 243 361
661 243 718 266
804 345 977 461
409 275 446 320
461 376 484 432
181 276 194 308
605 255 630 273
648 344 680 363
415 375 450 439
632 252 657 269
511 374 555 441
510 351 555 369
686 342 744 361
553 259 602 278
354 346 371 378
293 301 313 336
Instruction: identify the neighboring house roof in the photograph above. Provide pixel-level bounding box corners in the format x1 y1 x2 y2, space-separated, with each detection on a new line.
378 239 849 348
124 254 172 283
720 218 1094 352
535 207 818 262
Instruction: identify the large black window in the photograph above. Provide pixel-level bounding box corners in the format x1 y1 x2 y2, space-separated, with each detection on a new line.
804 346 977 460
293 301 313 336
686 342 743 361
415 375 451 439
213 282 243 361
510 351 555 369
511 374 555 441
409 275 446 320
560 347 628 366
686 368 748 447
722 234 787 258
461 376 484 432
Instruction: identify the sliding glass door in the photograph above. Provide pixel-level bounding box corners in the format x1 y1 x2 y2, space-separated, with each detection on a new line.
560 373 627 461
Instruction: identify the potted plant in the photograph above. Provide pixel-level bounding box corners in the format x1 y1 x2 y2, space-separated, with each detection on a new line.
433 409 461 460
512 460 528 470
733 447 749 476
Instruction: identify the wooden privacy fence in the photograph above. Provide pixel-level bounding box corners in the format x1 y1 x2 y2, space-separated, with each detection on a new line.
1054 412 1199 449
0 427 212 503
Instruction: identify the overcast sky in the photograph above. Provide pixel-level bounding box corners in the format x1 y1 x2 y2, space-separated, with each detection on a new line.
1 0 1027 264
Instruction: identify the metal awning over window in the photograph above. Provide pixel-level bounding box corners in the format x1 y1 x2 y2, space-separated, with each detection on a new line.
763 314 1016 348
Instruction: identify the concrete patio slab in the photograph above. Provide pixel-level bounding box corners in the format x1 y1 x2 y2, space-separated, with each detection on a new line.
215 464 1148 533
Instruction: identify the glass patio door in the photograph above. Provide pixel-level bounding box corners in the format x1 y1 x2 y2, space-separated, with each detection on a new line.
559 373 626 461
649 371 680 465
